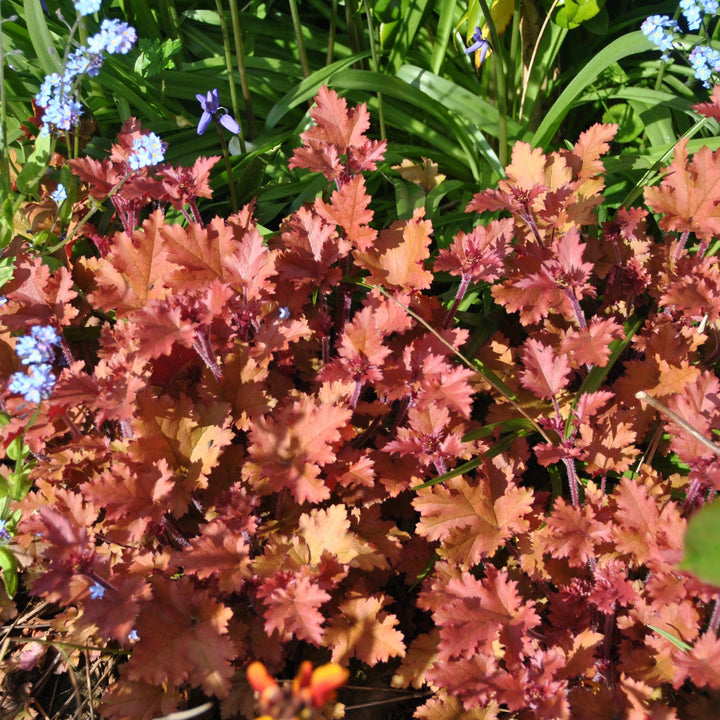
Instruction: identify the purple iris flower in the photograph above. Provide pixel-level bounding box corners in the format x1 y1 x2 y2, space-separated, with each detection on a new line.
196 89 240 135
465 27 491 64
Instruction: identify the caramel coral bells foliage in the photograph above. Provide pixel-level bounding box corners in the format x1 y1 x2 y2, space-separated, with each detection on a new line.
247 661 349 720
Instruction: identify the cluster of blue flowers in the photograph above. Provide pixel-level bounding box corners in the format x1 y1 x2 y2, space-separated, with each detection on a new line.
7 326 61 404
681 0 720 29
35 2 137 134
689 45 720 86
128 132 166 170
641 2 720 87
74 0 102 16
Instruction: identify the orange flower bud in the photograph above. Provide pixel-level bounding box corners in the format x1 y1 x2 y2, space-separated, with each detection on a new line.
292 660 314 699
247 661 279 694
309 663 349 708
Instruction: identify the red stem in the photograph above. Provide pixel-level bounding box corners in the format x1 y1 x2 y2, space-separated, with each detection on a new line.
442 273 471 329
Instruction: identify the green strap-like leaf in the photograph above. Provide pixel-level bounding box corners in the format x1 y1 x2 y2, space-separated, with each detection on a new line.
23 0 62 75
265 53 372 129
532 31 653 149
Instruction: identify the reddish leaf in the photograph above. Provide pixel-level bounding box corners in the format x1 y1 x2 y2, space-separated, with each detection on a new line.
81 574 152 644
519 339 571 400
100 667 184 720
325 594 405 664
315 175 377 251
129 302 197 361
563 122 618 189
224 214 278 301
692 85 720 120
181 520 252 594
127 578 235 697
80 458 173 541
612 478 685 567
288 86 385 181
385 403 470 470
430 565 541 662
3 256 78 329
667 371 720 462
560 318 625 368
542 497 612 567
320 305 392 386
413 475 534 567
157 155 220 209
160 216 236 287
645 139 720 241
674 632 720 689
243 395 352 504
259 572 331 644
83 210 177 316
434 218 513 283
298 505 368 567
576 416 640 477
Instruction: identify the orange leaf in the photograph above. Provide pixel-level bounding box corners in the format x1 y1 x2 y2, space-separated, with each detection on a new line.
645 138 720 241
354 209 433 291
325 595 405 664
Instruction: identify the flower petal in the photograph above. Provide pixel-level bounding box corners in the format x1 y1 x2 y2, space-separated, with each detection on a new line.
207 88 219 113
197 111 212 135
219 113 240 134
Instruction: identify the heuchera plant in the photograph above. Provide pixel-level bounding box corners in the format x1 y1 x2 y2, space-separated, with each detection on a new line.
2 85 720 720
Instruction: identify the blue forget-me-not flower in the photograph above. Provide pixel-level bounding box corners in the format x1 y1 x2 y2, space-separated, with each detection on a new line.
128 133 166 170
73 0 101 16
641 15 680 59
680 0 719 30
35 16 137 134
7 326 61 403
642 3 720 85
51 184 67 204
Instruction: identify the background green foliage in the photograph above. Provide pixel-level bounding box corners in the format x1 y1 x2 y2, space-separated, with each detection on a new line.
4 0 719 241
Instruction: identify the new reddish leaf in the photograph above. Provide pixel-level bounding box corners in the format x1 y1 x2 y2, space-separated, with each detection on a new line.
519 339 571 400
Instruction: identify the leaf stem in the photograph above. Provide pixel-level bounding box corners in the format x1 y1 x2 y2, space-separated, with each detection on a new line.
227 0 254 141
518 0 560 123
477 0 507 166
361 0 386 140
216 121 238 212
709 596 720 634
442 273 471 329
214 0 234 104
326 0 337 65
289 0 310 78
636 390 720 458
